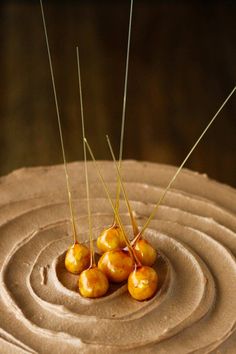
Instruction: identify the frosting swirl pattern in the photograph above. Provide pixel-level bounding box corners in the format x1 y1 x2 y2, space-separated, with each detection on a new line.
0 161 236 353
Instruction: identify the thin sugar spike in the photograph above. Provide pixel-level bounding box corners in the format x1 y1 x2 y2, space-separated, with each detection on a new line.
106 135 139 236
84 138 141 266
76 47 95 268
135 86 236 241
115 0 134 214
40 0 77 243
119 0 133 167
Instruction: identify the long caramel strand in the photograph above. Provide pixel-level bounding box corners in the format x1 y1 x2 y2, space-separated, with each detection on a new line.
115 0 134 215
133 86 236 243
40 0 77 243
76 47 95 267
106 135 139 236
84 139 141 266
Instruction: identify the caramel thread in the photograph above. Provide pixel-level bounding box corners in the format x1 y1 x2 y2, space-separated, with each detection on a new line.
134 86 236 242
106 135 139 236
84 138 141 266
115 0 134 215
76 47 95 267
40 0 77 243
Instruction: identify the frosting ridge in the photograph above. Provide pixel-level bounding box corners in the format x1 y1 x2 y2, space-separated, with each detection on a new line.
0 161 236 353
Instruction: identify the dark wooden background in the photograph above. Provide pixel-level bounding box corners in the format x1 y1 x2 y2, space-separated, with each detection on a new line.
0 0 235 187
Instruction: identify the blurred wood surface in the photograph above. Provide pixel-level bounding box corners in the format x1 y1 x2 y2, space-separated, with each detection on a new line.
0 0 235 187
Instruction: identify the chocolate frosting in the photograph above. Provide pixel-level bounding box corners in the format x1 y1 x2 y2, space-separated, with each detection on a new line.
0 161 236 353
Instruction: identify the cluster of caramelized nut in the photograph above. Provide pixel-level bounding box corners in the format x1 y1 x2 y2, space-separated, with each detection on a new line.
64 223 158 301
98 223 158 301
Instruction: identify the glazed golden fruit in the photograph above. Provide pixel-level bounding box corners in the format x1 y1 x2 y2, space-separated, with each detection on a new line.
65 242 90 274
128 266 158 301
133 239 157 266
98 250 134 283
78 267 109 298
97 225 126 253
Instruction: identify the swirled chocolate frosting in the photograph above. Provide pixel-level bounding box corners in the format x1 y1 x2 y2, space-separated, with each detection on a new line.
0 161 236 353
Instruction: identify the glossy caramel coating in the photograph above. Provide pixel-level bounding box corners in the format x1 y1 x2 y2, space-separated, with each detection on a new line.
134 238 157 266
78 267 109 298
97 225 126 253
65 242 90 275
128 266 158 301
98 249 134 283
